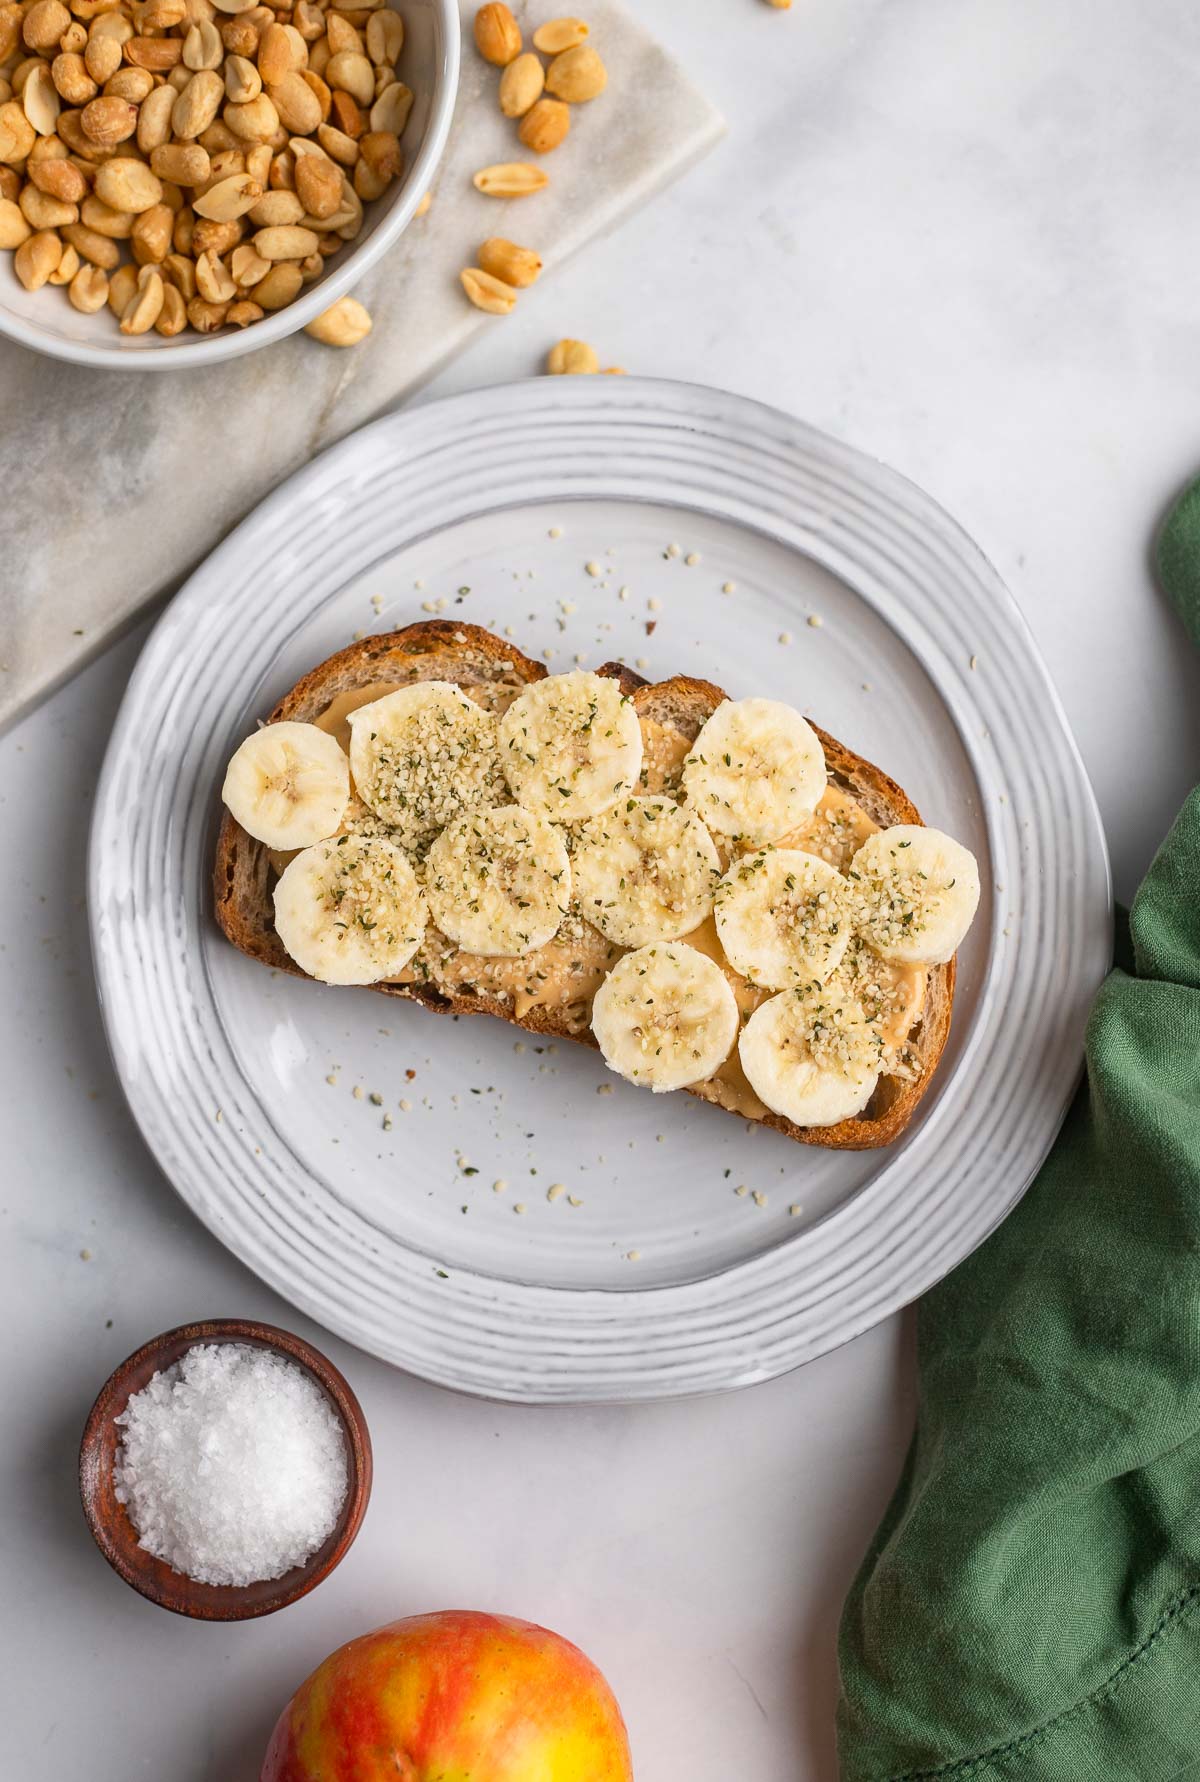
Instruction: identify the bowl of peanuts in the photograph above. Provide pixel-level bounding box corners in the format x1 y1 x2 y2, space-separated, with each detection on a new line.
0 0 457 364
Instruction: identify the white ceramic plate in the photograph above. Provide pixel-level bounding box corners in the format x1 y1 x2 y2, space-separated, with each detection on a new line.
90 378 1111 1403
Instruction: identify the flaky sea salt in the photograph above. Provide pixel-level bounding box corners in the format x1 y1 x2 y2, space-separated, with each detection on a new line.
113 1343 348 1587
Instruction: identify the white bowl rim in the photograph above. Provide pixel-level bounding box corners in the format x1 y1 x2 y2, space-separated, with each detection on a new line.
0 0 459 372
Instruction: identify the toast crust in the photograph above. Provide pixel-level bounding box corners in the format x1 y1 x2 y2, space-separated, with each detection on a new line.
213 621 955 1150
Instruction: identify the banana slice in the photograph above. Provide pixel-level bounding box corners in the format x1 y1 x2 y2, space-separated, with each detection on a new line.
738 985 881 1128
273 834 427 986
681 697 826 847
572 796 721 947
850 825 980 966
498 671 643 822
424 805 571 958
222 721 350 850
347 682 504 854
591 941 739 1092
715 848 853 989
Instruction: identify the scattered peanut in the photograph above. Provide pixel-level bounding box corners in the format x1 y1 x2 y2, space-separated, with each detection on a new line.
545 44 606 103
303 291 370 344
498 52 543 119
546 337 598 375
0 0 414 339
518 96 569 154
532 18 590 54
472 161 549 197
478 235 541 288
473 3 520 68
460 264 517 314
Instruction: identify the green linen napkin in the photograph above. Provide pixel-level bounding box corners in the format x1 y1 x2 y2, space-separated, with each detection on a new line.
835 486 1200 1781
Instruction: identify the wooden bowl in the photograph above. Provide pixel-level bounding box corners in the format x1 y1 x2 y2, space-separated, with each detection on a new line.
79 1318 372 1621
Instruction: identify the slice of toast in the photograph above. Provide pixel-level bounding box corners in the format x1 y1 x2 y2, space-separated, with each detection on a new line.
213 621 955 1150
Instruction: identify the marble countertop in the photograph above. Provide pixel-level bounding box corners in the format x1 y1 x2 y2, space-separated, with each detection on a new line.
4 2 1199 1777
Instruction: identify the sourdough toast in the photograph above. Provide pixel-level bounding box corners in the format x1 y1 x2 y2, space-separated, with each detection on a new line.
214 622 955 1150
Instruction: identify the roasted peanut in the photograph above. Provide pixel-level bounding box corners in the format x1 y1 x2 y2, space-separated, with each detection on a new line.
80 92 137 143
292 145 339 216
51 51 98 105
181 17 222 69
252 219 315 258
19 182 77 227
0 99 37 162
119 261 164 330
251 255 300 305
365 7 401 65
150 139 209 182
498 52 543 119
532 17 588 54
223 90 277 139
0 194 31 246
68 257 108 307
154 277 185 331
23 0 72 52
124 35 183 69
93 153 162 210
304 291 370 344
62 216 120 263
547 337 598 374
14 227 62 287
185 291 227 329
103 67 155 103
325 49 372 107
518 97 569 155
28 154 87 201
460 265 516 314
223 51 260 102
84 32 123 82
367 76 408 135
190 212 240 252
478 236 541 288
226 294 260 323
130 196 171 258
171 66 222 136
472 161 549 198
47 240 79 281
545 44 606 102
473 2 519 66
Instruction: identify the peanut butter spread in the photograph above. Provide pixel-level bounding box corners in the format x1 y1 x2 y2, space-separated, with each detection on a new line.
278 680 926 1110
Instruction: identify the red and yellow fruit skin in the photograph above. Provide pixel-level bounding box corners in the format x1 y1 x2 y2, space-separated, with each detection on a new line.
260 1608 634 1782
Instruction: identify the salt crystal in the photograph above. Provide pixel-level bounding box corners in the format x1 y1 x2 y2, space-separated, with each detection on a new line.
113 1343 348 1587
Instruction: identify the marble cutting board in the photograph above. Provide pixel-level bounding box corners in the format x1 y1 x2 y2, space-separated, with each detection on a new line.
0 0 722 731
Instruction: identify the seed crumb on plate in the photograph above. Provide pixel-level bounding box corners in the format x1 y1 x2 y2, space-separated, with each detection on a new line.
685 552 701 567
807 614 823 628
779 631 792 645
722 581 737 594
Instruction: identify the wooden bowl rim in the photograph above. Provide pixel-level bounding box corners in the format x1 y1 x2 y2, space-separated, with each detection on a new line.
79 1317 372 1621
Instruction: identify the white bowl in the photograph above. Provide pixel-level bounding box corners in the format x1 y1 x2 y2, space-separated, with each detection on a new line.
0 0 459 370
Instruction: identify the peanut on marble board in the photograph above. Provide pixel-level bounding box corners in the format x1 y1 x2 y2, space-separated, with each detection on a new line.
460 6 606 319
0 0 414 341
